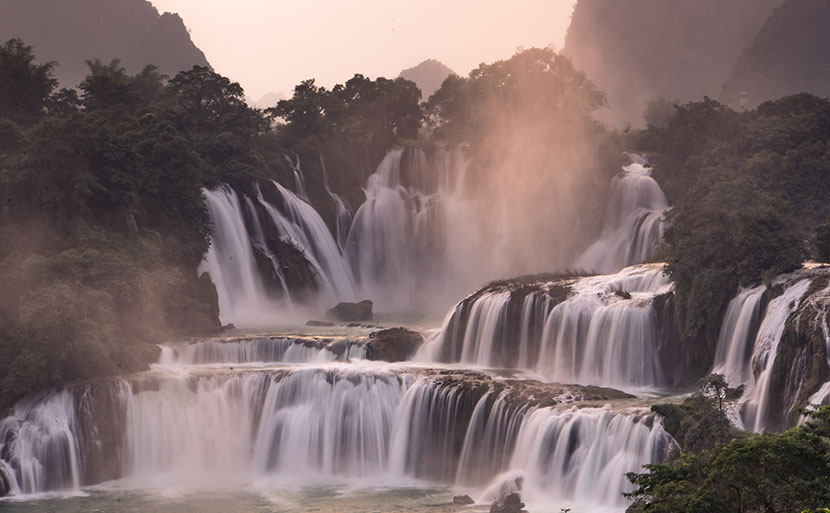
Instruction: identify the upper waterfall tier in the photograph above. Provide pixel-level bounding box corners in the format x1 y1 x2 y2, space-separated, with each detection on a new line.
419 263 674 389
576 154 668 274
0 365 672 510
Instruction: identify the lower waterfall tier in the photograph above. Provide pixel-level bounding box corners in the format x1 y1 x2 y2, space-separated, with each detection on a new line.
0 364 673 509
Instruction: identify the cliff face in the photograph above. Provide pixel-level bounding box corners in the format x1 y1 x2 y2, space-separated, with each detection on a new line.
0 0 210 88
721 0 830 108
563 0 781 127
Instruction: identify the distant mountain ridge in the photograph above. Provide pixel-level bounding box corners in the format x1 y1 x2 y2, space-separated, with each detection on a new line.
721 0 830 108
0 0 210 88
399 59 455 100
563 0 782 126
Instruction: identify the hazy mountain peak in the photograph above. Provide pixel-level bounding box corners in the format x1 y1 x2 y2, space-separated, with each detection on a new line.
399 59 456 100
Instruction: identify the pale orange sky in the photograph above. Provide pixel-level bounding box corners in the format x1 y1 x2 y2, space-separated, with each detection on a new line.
149 0 576 102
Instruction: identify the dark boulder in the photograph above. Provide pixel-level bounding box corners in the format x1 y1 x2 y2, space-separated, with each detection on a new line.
325 300 373 322
453 494 475 505
365 327 424 362
489 493 526 513
306 320 336 327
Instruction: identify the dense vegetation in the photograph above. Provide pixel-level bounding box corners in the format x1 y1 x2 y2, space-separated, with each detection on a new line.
627 376 830 513
0 39 270 406
639 94 830 377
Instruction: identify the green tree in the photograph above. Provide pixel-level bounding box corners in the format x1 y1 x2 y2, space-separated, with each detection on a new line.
0 38 57 123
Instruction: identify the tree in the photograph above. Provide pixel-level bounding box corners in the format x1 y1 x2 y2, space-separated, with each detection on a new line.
0 38 57 123
698 373 728 413
815 221 830 262
79 59 137 111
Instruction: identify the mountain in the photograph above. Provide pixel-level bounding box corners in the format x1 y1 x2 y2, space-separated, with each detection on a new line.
563 0 781 127
0 0 210 88
721 0 830 108
399 59 455 100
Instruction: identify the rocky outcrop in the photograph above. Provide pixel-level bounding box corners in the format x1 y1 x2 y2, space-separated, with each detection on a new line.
453 494 475 505
365 328 423 362
767 273 830 429
489 493 527 513
325 300 373 322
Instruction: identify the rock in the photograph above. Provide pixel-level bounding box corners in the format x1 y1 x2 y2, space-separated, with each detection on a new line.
0 465 9 497
489 493 526 513
365 327 424 362
325 300 373 322
306 320 336 327
453 494 475 505
220 323 236 332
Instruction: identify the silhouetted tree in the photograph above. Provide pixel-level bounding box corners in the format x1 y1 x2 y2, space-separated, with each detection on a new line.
0 38 57 123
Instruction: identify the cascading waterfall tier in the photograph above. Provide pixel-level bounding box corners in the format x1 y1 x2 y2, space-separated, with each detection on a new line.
710 265 830 431
157 336 369 365
576 154 668 274
344 147 477 310
0 362 671 508
199 176 356 324
420 264 674 389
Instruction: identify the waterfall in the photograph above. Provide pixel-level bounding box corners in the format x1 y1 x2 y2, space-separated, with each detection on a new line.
421 264 672 389
0 390 83 495
199 186 276 326
256 181 355 303
739 278 811 432
344 147 478 310
284 153 309 202
483 406 672 509
320 154 354 250
576 155 668 274
0 365 672 506
156 337 363 365
712 286 765 385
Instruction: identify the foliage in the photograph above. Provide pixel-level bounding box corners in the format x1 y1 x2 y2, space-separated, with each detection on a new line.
642 94 830 375
424 46 606 148
0 41 279 406
0 38 57 124
626 406 830 513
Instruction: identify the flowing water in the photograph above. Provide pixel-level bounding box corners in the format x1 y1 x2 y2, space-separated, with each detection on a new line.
7 147 829 512
0 338 674 512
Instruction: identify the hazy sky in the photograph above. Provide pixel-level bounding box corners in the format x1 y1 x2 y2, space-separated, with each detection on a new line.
149 1 576 102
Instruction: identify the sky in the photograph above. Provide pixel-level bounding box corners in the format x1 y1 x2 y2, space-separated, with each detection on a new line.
148 0 576 102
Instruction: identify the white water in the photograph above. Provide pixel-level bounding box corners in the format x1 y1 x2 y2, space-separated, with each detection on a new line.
156 337 359 365
256 181 356 303
345 148 482 310
319 154 354 251
0 391 82 495
482 406 672 510
739 278 811 432
421 264 672 389
0 363 671 510
576 155 668 274
712 286 765 385
199 186 276 326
